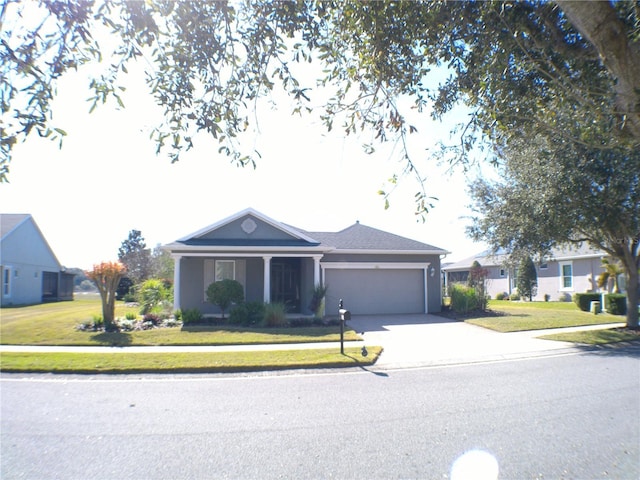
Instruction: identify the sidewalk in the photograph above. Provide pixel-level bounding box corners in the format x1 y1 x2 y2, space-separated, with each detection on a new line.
0 318 628 370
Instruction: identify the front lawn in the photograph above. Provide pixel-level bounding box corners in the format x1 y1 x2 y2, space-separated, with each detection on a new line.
0 297 360 346
461 300 624 333
539 328 640 345
0 347 383 374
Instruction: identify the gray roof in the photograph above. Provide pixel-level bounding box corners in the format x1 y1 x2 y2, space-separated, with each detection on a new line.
167 208 449 254
0 214 31 241
301 221 448 253
443 244 606 271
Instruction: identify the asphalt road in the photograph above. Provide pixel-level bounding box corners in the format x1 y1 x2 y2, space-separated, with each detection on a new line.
2 346 639 479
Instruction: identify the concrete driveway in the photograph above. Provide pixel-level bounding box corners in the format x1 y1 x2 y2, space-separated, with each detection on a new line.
347 314 616 369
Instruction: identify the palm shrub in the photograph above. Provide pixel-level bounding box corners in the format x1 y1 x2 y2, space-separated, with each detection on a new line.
139 278 173 316
206 279 244 319
597 258 624 293
309 284 328 318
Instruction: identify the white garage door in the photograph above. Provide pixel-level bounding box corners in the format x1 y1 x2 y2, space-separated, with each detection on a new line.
324 268 425 315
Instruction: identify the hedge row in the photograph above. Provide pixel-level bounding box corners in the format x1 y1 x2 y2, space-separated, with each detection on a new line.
573 293 626 315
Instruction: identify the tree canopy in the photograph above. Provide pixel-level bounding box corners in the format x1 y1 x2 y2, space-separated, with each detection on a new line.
2 1 638 192
118 229 151 284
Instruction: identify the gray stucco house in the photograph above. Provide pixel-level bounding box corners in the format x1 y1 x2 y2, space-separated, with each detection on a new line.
1 214 74 306
163 208 449 316
442 245 610 301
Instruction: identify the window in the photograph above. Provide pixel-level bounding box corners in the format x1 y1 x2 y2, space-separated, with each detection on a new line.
499 269 506 277
215 260 235 281
204 259 237 300
560 262 573 290
2 267 11 297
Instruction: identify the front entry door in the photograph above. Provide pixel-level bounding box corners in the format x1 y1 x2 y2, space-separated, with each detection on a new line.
271 258 301 312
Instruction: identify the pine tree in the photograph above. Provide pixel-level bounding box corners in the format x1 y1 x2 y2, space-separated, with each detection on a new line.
516 257 538 302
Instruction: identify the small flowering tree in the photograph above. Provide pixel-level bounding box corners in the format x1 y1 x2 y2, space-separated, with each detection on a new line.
86 261 126 331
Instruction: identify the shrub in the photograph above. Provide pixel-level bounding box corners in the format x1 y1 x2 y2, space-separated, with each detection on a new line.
509 292 521 301
125 312 137 320
450 284 479 314
181 308 203 324
495 292 507 301
229 304 248 325
573 293 602 312
92 314 104 329
605 294 627 315
206 279 244 318
139 279 173 315
544 294 551 302
230 301 265 326
263 302 287 327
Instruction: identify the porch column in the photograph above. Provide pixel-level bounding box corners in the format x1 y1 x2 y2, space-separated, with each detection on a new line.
424 265 429 314
173 255 182 311
313 255 322 286
263 256 272 303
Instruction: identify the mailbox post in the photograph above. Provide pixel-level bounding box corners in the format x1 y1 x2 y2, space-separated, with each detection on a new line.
338 298 351 355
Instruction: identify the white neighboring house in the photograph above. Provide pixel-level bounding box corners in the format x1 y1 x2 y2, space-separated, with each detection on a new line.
1 214 74 306
442 245 613 301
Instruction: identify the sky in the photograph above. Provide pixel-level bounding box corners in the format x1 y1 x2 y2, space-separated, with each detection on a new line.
1 46 490 271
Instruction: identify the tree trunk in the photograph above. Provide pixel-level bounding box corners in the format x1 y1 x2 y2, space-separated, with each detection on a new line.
625 267 639 329
557 1 640 140
104 290 116 331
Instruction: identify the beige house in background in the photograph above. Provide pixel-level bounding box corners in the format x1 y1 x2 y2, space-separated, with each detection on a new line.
443 244 612 301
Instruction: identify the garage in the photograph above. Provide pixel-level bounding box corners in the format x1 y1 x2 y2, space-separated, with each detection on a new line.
324 267 427 315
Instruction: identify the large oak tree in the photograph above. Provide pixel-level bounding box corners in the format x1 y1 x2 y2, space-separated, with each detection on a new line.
468 137 640 328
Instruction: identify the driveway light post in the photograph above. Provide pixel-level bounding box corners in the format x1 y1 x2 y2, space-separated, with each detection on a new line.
338 298 351 355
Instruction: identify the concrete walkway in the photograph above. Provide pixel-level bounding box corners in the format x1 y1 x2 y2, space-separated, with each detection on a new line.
0 315 628 370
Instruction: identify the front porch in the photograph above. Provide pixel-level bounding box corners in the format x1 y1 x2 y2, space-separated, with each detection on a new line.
172 254 323 315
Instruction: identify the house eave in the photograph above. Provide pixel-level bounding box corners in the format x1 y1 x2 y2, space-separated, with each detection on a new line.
164 244 332 256
330 248 449 256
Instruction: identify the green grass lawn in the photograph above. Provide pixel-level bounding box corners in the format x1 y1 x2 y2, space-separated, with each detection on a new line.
539 328 640 345
464 300 626 333
0 297 360 346
0 347 383 374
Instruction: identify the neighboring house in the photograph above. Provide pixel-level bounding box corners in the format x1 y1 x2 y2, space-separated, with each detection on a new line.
442 245 610 301
1 214 74 306
163 208 449 316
